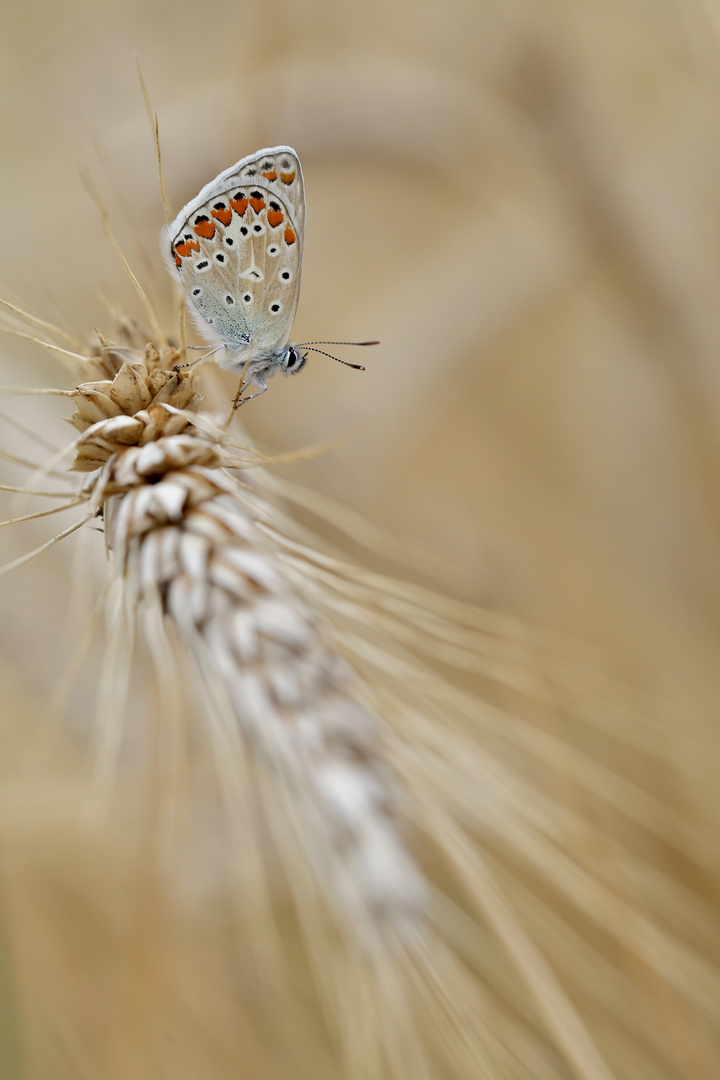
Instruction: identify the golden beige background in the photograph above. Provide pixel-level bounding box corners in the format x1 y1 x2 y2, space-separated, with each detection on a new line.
0 0 719 1077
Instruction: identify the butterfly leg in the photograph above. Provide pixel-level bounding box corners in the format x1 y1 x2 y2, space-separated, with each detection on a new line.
233 377 268 409
173 344 226 372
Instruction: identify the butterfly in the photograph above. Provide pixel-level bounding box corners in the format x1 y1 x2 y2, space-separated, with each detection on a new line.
163 145 372 405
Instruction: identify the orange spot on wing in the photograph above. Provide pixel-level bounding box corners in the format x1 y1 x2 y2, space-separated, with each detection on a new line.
249 197 266 213
212 207 232 225
284 226 296 245
262 169 277 181
176 239 200 257
280 171 295 184
230 196 248 216
174 252 182 267
193 220 216 239
267 209 284 227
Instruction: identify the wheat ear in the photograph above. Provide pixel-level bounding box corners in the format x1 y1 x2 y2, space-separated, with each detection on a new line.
64 335 427 942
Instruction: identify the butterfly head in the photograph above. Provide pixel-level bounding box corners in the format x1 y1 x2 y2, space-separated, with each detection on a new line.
279 344 307 377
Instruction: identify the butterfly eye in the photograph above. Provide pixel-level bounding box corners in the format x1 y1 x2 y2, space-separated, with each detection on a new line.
283 347 305 374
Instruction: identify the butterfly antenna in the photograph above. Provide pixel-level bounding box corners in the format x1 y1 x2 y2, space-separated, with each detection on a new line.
298 340 379 347
302 347 365 371
297 340 377 371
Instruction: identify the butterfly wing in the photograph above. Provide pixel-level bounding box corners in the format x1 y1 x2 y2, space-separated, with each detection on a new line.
163 146 305 368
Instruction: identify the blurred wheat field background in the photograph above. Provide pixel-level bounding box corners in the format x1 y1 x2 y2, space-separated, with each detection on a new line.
0 1 719 1078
